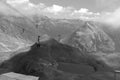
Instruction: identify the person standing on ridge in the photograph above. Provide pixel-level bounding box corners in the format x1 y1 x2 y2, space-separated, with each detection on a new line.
37 35 41 47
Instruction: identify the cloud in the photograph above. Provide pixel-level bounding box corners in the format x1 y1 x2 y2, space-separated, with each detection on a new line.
94 0 120 28
0 1 20 15
6 0 45 15
71 8 100 20
72 8 100 15
7 0 29 4
74 8 89 14
96 7 120 28
1 0 100 19
44 5 64 15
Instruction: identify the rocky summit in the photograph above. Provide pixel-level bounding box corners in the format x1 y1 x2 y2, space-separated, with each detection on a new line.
0 38 114 80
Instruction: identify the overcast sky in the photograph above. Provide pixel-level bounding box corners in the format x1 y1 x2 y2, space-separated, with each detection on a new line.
30 0 97 12
0 0 120 26
30 0 120 12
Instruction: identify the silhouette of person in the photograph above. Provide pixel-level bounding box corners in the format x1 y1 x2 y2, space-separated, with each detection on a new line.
37 36 41 47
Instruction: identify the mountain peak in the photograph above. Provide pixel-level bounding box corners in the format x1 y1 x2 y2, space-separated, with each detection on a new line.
62 21 115 53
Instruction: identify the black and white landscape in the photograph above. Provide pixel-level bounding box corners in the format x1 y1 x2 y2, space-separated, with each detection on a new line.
0 0 120 80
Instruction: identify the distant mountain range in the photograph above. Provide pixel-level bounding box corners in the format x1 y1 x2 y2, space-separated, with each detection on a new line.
0 14 120 80
0 14 119 53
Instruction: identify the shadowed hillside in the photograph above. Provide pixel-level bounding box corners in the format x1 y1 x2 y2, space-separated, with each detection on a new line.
0 38 114 80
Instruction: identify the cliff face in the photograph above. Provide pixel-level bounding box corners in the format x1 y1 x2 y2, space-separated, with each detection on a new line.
95 22 120 52
0 16 37 52
62 22 115 53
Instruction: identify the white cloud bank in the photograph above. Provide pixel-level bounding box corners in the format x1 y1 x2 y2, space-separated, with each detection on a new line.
71 8 100 20
5 0 120 28
0 0 100 20
96 8 120 28
7 0 29 4
44 5 64 15
94 0 120 28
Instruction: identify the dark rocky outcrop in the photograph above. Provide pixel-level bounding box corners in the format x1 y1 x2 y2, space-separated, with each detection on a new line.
0 39 112 80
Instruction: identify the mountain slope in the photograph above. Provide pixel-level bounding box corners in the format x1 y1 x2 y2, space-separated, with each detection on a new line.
0 15 37 52
0 38 113 80
62 22 115 53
